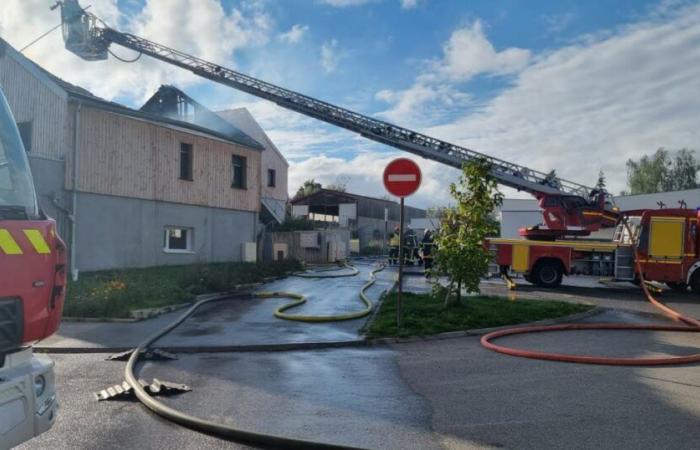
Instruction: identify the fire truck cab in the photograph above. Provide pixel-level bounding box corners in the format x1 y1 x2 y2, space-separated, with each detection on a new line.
488 209 700 293
0 88 64 446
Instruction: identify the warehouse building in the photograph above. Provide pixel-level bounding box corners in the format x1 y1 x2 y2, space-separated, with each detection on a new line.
0 38 277 273
290 189 426 252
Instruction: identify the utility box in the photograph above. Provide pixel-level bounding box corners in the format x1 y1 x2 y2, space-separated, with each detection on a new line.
242 242 257 262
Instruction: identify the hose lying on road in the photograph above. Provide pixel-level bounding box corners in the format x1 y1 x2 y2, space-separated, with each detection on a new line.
481 221 700 366
261 264 384 322
125 264 384 449
293 262 360 278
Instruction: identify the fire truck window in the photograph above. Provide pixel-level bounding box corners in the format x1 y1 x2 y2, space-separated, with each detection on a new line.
638 223 649 252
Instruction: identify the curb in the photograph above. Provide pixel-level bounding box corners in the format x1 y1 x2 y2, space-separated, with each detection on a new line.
38 306 609 354
35 339 374 354
368 306 608 345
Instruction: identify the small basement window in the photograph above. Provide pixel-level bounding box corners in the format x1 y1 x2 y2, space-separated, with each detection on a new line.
17 121 32 153
179 143 193 180
232 155 247 189
163 227 193 253
267 168 276 187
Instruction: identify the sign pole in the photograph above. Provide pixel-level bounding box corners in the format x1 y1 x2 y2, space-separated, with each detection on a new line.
382 157 421 331
397 197 404 328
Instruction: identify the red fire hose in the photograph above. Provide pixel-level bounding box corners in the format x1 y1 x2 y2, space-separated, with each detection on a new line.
481 224 700 366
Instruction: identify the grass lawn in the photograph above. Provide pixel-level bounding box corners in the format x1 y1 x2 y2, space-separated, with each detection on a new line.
367 292 593 338
64 259 303 319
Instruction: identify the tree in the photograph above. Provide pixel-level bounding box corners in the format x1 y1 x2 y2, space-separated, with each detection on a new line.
432 159 503 307
595 170 606 190
294 179 322 199
325 183 347 192
626 148 698 194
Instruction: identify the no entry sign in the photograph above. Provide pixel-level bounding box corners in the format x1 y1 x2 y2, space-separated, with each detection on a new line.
383 158 422 197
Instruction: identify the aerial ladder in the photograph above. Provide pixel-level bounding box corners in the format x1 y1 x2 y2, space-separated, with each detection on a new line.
55 0 618 239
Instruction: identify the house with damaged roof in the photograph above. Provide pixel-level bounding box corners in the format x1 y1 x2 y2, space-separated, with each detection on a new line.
0 37 288 273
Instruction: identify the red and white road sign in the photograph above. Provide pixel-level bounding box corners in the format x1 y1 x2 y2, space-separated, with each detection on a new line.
383 158 422 197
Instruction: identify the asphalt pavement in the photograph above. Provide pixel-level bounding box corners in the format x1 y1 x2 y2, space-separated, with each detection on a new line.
23 264 700 449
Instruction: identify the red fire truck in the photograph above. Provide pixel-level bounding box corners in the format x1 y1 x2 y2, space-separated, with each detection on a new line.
0 88 65 446
488 208 700 293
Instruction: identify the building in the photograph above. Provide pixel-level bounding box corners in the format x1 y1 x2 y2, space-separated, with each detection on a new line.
216 107 289 224
290 189 426 251
497 198 543 238
0 38 274 273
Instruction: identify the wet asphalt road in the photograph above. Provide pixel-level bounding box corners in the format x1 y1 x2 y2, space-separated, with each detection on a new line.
23 266 700 449
17 348 440 450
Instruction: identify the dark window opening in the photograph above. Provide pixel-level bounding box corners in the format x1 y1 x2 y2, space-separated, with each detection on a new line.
267 168 276 188
179 143 193 180
164 227 192 252
17 121 32 153
232 155 247 189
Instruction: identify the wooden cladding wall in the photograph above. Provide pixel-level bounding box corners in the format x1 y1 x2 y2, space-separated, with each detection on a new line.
0 53 68 160
66 105 261 212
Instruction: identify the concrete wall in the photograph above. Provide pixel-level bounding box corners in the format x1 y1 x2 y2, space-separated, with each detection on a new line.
73 192 257 271
270 229 350 263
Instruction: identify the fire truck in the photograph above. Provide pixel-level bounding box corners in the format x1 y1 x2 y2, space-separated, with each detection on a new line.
489 208 700 292
0 87 65 446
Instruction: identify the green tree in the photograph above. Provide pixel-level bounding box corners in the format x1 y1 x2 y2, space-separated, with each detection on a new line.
294 179 322 199
433 159 503 307
626 148 698 194
325 183 347 192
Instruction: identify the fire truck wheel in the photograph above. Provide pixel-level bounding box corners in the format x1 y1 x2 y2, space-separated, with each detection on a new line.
691 271 700 295
531 260 563 288
666 282 688 293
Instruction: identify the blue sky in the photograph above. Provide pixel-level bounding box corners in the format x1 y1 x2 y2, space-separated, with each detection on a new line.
2 0 699 207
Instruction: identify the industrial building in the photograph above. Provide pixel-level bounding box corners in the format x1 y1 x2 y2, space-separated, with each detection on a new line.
290 189 426 252
0 38 288 273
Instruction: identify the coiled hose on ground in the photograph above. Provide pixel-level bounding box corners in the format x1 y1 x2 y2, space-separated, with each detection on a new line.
125 263 384 449
481 221 700 366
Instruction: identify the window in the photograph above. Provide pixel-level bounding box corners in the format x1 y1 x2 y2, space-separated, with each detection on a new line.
232 155 247 189
179 143 193 180
267 168 276 188
17 121 32 153
163 227 193 253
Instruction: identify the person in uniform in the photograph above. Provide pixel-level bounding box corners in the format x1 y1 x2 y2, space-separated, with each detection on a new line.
420 230 435 276
388 226 401 264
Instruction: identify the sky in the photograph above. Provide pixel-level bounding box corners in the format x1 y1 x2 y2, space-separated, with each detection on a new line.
1 0 699 208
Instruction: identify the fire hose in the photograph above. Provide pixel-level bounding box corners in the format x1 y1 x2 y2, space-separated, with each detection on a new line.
481 221 700 365
124 263 383 449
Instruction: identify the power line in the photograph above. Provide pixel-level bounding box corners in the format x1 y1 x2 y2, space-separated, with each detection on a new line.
20 23 62 53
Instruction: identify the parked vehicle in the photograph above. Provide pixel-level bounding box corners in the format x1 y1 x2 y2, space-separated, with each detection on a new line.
487 209 700 293
0 87 65 447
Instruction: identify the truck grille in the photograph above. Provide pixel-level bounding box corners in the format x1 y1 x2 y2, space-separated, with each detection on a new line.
0 298 23 354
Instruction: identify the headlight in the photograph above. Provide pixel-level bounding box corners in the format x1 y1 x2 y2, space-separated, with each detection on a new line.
34 374 46 398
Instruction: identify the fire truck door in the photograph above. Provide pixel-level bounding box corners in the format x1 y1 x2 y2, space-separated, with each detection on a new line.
648 216 685 280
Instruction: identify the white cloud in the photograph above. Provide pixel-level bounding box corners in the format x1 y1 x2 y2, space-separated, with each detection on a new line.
279 24 309 44
422 4 700 195
400 0 419 10
0 0 271 103
321 39 340 73
319 0 377 6
288 153 458 208
434 20 531 81
541 12 576 34
375 83 471 125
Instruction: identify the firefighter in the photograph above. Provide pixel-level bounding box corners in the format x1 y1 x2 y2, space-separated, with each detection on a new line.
388 226 401 264
420 230 435 276
403 226 419 264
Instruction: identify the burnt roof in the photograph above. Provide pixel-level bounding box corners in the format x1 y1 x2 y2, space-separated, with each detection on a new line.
0 37 262 149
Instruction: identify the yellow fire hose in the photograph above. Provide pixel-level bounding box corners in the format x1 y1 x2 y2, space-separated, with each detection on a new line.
257 263 384 322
